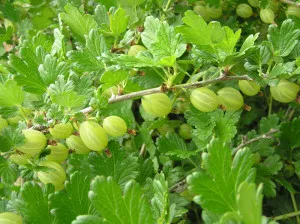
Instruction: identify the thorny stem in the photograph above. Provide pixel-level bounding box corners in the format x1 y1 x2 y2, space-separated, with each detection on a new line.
233 128 279 155
80 75 251 114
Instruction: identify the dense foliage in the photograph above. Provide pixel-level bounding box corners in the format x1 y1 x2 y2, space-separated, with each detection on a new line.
0 0 300 223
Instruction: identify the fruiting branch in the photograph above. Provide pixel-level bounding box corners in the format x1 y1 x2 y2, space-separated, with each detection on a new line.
80 75 251 115
233 128 279 155
280 0 300 7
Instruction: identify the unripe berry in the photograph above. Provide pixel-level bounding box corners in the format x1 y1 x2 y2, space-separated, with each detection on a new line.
193 4 211 21
37 160 66 190
128 45 146 56
270 80 299 103
248 0 259 7
179 124 193 140
45 143 69 163
190 87 219 112
286 5 300 18
16 129 47 157
103 116 127 137
9 153 29 166
238 80 260 96
157 123 174 136
217 87 244 111
206 6 222 19
79 121 108 151
260 8 275 24
283 164 295 178
102 86 118 98
142 93 172 118
66 135 91 154
49 122 73 139
0 212 22 224
252 152 261 164
123 139 135 152
236 4 253 18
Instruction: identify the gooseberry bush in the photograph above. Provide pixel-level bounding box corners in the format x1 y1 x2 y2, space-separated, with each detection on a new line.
0 0 300 223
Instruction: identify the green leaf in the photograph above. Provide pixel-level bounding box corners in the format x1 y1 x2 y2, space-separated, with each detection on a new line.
10 182 55 224
88 141 139 188
135 158 154 183
240 33 259 53
213 110 241 143
176 10 225 46
94 4 109 27
185 108 240 147
60 3 98 42
0 2 20 22
0 156 18 184
51 28 65 56
89 176 153 224
187 139 255 214
100 70 129 90
216 27 241 55
165 149 201 159
151 174 172 223
0 26 13 43
0 80 24 107
268 19 300 57
9 54 46 94
255 176 276 197
118 0 145 7
157 132 187 153
72 215 106 224
39 54 69 86
259 114 279 134
258 154 283 176
0 126 25 152
112 52 161 68
237 182 263 224
50 172 92 224
109 8 129 36
142 16 186 62
68 29 106 72
51 91 86 108
280 117 300 149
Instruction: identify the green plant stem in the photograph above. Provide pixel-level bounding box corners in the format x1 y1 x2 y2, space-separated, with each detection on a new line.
291 192 300 223
164 0 172 11
188 157 198 168
268 95 272 116
273 211 300 221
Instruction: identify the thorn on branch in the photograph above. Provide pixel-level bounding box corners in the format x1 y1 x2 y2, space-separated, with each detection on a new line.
233 128 280 155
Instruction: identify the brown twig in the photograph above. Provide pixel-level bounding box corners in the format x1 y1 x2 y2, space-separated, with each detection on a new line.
233 129 279 155
80 75 251 114
169 179 187 193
